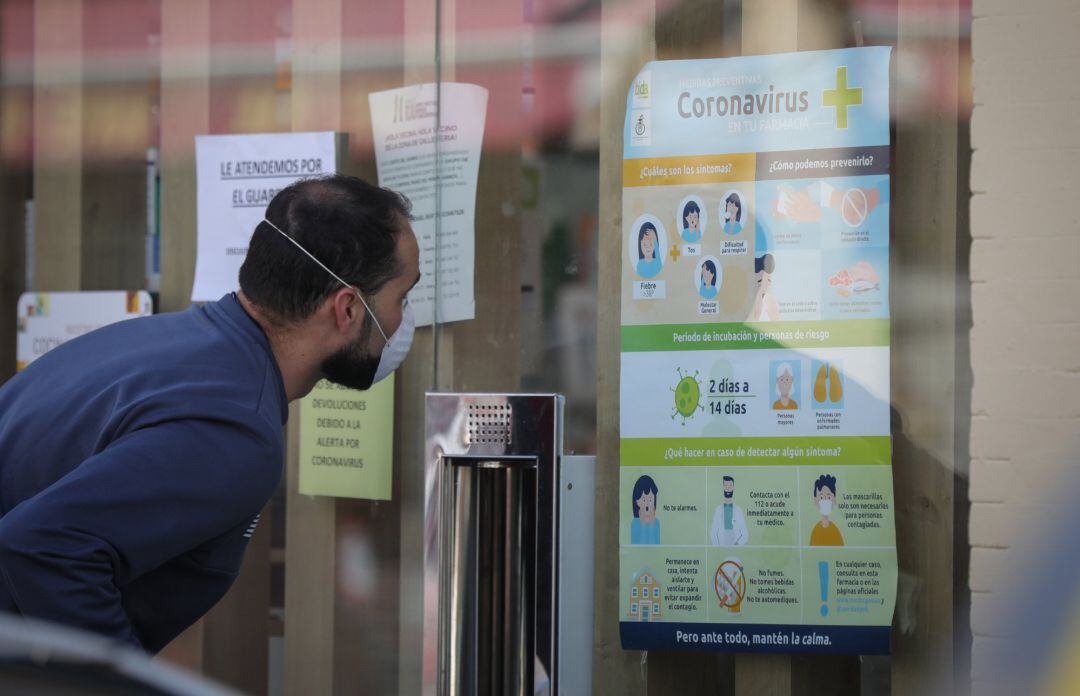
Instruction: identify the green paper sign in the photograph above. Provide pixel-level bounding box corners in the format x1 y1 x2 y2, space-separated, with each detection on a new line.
299 376 394 500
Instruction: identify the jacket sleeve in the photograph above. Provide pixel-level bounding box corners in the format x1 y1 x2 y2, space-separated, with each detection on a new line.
0 417 280 648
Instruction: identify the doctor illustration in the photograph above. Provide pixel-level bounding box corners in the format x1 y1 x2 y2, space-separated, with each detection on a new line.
636 222 662 279
710 476 749 546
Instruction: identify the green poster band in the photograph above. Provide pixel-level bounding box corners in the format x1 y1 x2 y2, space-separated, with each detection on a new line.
620 436 892 467
620 319 890 352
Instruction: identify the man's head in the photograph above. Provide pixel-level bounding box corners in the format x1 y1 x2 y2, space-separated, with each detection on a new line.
812 473 838 505
239 175 421 391
723 475 734 499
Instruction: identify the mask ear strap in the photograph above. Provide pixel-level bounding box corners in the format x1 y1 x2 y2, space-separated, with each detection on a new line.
263 217 389 343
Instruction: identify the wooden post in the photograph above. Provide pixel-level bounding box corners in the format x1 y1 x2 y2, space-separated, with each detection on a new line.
891 0 959 693
158 0 209 315
595 0 653 693
32 0 82 292
282 2 341 694
196 7 279 691
395 5 438 694
649 1 728 691
155 0 211 672
0 0 31 381
739 3 862 694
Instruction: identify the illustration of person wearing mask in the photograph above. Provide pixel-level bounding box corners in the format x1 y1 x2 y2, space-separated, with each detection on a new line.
723 193 744 235
636 222 662 279
809 474 845 546
772 362 798 410
681 200 702 243
699 259 719 299
630 475 661 544
710 476 748 546
751 226 779 321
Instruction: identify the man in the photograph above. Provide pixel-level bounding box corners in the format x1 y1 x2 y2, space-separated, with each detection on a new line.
0 175 420 652
709 475 748 546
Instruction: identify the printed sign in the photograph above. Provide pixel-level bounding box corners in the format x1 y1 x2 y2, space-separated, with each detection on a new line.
369 83 487 326
16 291 153 371
192 131 338 302
298 376 395 500
619 47 896 655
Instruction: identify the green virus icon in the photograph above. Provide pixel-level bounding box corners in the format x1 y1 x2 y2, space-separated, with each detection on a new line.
671 367 703 425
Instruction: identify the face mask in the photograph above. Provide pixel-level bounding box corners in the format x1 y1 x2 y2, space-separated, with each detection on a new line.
818 499 833 516
372 300 414 384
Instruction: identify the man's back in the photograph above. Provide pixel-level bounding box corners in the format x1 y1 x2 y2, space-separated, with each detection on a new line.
0 294 286 652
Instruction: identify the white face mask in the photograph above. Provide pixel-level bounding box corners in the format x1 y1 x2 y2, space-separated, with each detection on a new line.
818 499 833 516
263 218 414 383
372 299 414 384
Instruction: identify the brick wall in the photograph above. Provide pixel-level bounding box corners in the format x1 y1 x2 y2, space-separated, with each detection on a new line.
969 0 1080 692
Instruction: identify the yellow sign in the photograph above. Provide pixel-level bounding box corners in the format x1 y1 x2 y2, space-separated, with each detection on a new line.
298 376 395 500
623 154 755 188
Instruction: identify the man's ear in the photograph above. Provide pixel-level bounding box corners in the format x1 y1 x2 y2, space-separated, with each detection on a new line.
330 287 364 334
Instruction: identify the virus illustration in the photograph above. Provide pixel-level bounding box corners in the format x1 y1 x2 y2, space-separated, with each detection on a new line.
671 367 703 425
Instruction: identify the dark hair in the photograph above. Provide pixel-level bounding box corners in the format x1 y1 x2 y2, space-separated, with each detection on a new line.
813 474 837 497
638 222 658 260
631 475 659 518
725 193 742 222
239 175 412 324
701 259 718 287
754 253 775 274
723 476 734 484
682 200 700 225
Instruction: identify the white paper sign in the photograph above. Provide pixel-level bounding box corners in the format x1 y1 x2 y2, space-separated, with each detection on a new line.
369 83 487 326
16 291 153 371
192 131 338 302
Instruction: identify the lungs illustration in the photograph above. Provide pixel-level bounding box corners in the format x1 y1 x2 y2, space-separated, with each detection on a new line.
814 363 844 404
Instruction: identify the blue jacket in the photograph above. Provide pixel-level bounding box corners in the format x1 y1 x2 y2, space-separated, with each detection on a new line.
0 294 287 652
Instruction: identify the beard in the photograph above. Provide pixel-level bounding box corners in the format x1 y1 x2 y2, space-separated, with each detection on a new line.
321 314 380 391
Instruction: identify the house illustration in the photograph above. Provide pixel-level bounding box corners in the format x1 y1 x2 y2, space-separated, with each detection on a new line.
628 567 664 622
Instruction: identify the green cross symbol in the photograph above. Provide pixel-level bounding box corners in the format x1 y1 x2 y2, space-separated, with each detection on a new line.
822 66 862 129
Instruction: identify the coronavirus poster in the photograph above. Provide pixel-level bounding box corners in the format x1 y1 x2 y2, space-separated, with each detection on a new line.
619 47 896 654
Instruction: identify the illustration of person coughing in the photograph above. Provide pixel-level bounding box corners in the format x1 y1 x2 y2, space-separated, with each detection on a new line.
681 200 702 243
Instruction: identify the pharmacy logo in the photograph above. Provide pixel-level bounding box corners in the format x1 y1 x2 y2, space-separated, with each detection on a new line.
632 71 652 108
671 367 703 425
822 66 862 129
